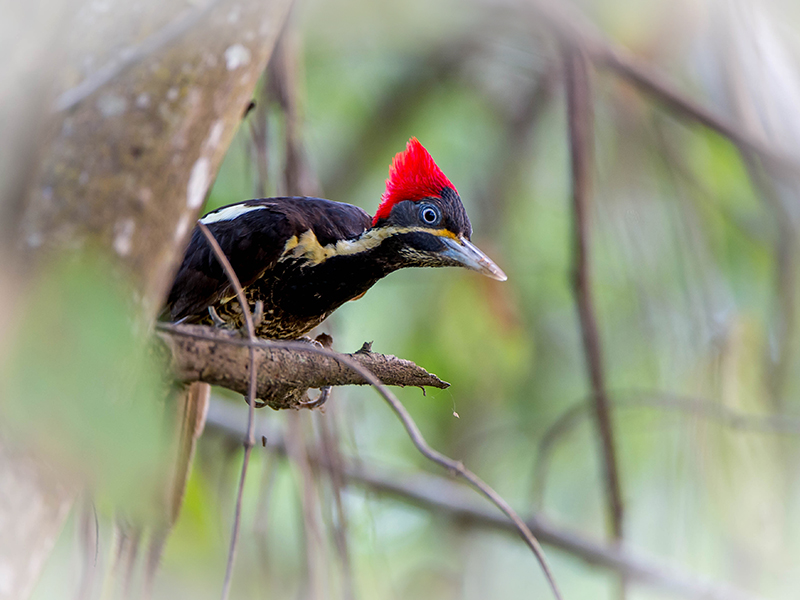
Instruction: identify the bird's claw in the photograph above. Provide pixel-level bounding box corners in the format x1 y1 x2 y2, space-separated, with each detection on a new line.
298 386 331 410
208 306 226 328
297 335 325 349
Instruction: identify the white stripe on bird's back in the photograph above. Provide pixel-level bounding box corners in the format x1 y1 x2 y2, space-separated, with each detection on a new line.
199 204 269 224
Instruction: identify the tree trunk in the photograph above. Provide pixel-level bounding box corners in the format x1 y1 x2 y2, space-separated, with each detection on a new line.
0 1 292 597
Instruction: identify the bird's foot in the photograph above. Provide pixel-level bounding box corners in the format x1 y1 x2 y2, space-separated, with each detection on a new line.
296 336 322 348
208 306 227 328
297 333 333 349
295 333 333 409
298 386 331 410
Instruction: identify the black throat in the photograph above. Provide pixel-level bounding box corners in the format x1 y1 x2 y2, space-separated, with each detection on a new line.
214 233 404 339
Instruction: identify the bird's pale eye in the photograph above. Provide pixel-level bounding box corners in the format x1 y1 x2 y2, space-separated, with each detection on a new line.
419 203 441 226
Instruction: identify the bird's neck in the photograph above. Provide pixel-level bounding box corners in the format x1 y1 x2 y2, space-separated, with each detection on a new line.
282 225 407 274
269 227 405 324
312 229 406 292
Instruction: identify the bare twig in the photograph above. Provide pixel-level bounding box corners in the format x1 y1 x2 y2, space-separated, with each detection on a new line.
252 451 279 581
597 50 793 168
768 222 798 408
476 69 556 236
528 0 800 174
162 327 563 599
316 408 356 600
158 322 449 407
247 78 272 199
197 223 257 600
563 44 625 544
648 115 767 244
75 499 99 600
205 399 764 600
267 21 320 198
285 413 326 600
119 527 141 600
324 35 482 199
347 469 760 600
534 390 800 506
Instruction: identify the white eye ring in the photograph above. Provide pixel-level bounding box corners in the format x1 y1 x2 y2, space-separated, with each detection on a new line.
420 205 440 225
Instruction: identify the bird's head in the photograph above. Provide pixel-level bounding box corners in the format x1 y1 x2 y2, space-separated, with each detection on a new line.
370 138 507 281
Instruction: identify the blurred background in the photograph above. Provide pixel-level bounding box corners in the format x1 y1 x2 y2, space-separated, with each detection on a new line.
3 0 800 598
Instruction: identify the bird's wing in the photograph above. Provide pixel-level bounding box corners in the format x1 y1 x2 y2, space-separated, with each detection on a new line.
165 197 371 321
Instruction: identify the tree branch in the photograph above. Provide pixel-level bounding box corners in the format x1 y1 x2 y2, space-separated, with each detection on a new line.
157 323 450 409
6 2 293 597
532 390 800 508
528 0 800 174
205 400 764 600
563 43 625 543
158 323 562 599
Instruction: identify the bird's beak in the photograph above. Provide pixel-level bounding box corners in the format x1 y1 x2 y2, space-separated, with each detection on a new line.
439 235 508 281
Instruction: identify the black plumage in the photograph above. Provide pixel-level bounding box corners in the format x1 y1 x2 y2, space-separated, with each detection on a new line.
167 197 374 339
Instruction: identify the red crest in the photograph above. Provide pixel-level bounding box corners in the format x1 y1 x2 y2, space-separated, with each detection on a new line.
372 138 456 225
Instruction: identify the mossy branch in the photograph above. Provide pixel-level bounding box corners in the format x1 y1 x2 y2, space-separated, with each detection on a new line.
158 323 449 409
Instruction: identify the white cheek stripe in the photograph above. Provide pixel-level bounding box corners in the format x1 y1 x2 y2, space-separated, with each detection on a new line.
281 225 450 266
199 204 268 224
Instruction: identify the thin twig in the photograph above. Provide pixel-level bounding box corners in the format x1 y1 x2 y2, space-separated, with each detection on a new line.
247 77 271 199
476 69 556 236
648 115 767 245
251 451 279 584
205 399 765 600
121 528 140 600
769 222 798 408
197 223 257 600
160 326 564 600
285 412 326 600
267 22 320 197
324 35 482 199
533 391 800 508
528 0 800 174
563 44 625 544
316 408 356 600
75 498 99 600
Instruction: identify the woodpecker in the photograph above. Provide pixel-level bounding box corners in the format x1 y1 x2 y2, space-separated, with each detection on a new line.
166 137 506 339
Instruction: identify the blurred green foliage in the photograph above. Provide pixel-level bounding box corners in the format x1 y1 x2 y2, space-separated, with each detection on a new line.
1 255 168 521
